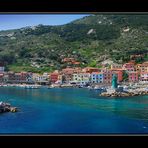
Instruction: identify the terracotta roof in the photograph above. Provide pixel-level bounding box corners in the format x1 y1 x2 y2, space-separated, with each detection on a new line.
83 67 99 69
111 68 124 71
123 63 134 65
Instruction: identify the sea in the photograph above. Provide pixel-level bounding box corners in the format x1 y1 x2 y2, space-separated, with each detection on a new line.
0 87 148 134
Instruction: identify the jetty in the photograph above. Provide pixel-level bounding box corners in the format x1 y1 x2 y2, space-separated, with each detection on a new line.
0 102 18 113
100 74 148 97
100 89 148 97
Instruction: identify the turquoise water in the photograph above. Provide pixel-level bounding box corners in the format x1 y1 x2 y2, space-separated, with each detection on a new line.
0 87 148 134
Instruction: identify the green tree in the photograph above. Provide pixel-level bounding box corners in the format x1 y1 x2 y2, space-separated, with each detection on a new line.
123 71 128 82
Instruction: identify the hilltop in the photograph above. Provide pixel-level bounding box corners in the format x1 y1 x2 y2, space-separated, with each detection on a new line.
0 14 148 73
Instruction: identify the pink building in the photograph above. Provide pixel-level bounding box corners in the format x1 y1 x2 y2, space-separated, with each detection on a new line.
102 69 112 83
61 68 76 83
50 73 59 83
123 63 135 72
128 71 139 82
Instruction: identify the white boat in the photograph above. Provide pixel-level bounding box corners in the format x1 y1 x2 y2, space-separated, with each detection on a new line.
25 85 41 89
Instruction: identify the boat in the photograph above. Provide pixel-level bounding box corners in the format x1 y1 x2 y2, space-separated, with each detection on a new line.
48 84 56 88
24 85 41 89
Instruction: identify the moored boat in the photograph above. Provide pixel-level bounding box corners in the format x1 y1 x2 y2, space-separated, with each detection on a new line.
24 85 41 89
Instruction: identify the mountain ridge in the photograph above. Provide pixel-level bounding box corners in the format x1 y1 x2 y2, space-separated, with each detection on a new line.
0 14 148 73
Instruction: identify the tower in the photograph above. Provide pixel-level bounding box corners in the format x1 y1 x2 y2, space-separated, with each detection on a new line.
112 74 118 89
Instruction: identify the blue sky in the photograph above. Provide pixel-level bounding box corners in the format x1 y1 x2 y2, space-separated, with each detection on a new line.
0 14 90 31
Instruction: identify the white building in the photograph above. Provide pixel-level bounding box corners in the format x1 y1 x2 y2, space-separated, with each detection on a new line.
32 73 49 83
73 73 90 86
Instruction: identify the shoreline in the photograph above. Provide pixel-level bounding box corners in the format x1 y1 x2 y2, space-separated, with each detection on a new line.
1 83 148 98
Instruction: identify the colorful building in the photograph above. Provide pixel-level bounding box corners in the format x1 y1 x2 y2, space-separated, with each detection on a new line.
101 69 113 83
91 72 103 83
74 67 82 73
26 72 33 83
6 72 33 83
111 69 124 82
61 68 75 83
140 72 148 82
136 62 148 72
50 72 59 83
62 68 75 75
123 62 135 72
128 71 139 82
82 67 99 73
73 73 90 85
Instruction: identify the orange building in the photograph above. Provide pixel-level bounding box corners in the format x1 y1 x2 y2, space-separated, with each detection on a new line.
123 62 135 72
82 67 99 73
111 69 124 82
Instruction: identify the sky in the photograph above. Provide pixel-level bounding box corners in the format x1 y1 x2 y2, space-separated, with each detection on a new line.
0 14 89 31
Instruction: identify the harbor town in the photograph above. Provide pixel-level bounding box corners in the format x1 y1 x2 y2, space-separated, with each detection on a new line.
1 14 148 134
1 60 148 97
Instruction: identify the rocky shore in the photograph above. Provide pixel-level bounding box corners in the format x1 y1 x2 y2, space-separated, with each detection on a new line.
100 89 148 97
100 90 148 97
0 102 18 113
